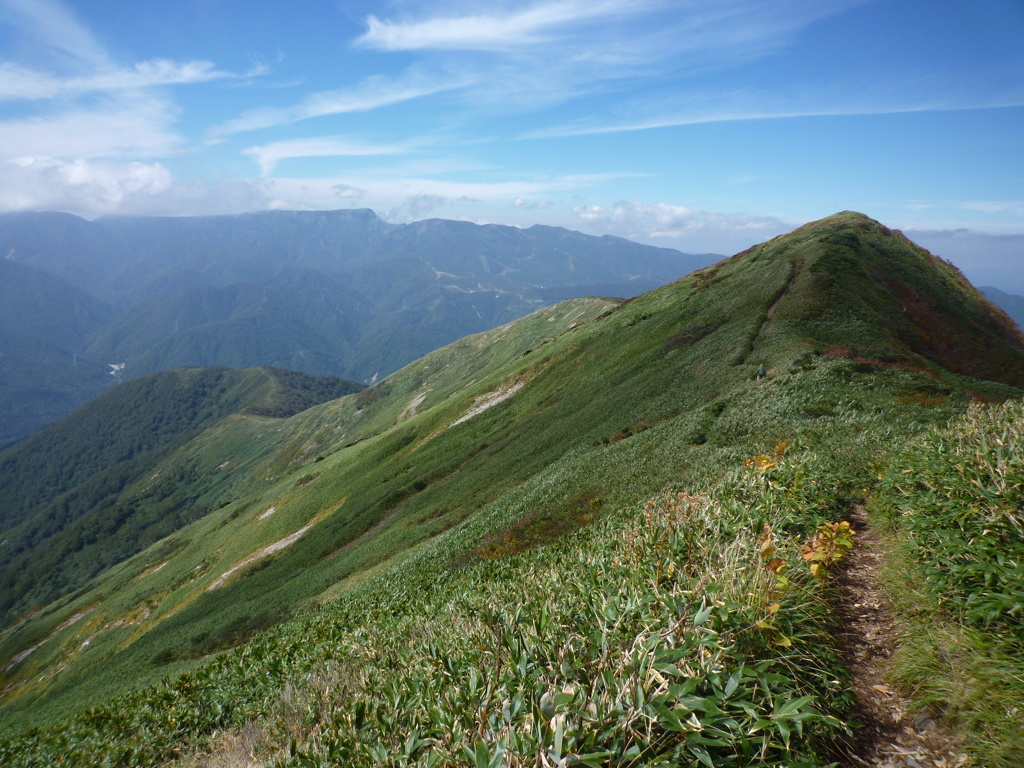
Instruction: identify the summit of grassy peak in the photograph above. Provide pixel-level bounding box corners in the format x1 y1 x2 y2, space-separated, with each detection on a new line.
721 210 1024 388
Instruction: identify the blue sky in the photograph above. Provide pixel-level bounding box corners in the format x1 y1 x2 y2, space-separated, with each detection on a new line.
1 0 1022 285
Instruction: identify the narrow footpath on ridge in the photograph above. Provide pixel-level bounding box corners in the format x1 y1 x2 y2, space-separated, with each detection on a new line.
835 506 969 768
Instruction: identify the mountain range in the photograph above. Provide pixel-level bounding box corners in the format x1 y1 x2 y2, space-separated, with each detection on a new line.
1 212 1023 766
0 210 710 445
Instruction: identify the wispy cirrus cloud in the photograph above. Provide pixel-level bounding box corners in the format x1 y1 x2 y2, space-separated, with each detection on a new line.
344 0 872 117
0 0 262 164
354 0 648 52
206 68 470 141
526 94 1024 139
957 200 1024 217
2 0 110 68
242 136 414 176
0 59 259 101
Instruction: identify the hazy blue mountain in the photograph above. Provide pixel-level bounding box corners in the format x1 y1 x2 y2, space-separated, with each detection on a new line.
0 259 115 445
84 270 370 377
982 286 1024 330
0 210 705 304
0 210 714 439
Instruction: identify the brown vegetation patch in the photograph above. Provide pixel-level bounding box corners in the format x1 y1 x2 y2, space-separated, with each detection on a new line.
355 383 390 410
665 319 725 352
822 345 930 374
878 271 1024 387
597 421 653 445
689 266 727 292
459 491 602 566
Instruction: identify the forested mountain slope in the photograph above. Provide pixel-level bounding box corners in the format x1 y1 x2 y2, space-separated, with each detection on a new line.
0 259 114 444
0 366 361 623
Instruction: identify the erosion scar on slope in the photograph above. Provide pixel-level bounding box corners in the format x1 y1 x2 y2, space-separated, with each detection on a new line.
741 257 801 365
206 505 337 591
451 380 525 427
762 259 801 322
835 506 968 768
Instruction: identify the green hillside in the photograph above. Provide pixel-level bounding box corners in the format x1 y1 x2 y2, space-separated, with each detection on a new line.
0 367 362 623
1 213 1023 766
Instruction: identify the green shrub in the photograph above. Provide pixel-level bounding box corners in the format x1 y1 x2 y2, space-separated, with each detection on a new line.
879 401 1024 633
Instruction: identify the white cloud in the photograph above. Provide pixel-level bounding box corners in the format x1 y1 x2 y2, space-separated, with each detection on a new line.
525 97 1023 140
0 156 170 215
355 0 645 52
957 200 1024 217
513 197 553 209
351 1 872 116
239 172 635 224
573 200 788 252
0 59 259 101
0 156 273 218
0 95 185 159
332 183 366 200
3 0 110 68
386 193 451 222
262 172 623 210
0 0 263 167
242 136 412 175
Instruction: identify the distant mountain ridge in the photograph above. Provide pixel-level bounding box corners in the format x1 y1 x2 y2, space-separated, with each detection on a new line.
0 209 703 304
0 210 713 442
981 286 1024 330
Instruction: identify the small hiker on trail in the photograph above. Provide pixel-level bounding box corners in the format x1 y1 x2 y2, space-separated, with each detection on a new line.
757 364 766 380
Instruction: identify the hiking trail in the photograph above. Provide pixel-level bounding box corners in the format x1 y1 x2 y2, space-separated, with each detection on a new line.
835 506 969 768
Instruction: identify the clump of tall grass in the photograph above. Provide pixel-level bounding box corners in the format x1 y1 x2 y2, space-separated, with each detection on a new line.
231 449 856 767
275 479 850 767
878 400 1024 633
1 444 859 767
874 399 1024 767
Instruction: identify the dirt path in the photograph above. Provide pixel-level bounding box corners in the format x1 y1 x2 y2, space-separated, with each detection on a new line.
835 506 969 768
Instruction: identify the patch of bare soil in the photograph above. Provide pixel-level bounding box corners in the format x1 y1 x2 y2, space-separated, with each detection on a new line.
835 506 969 768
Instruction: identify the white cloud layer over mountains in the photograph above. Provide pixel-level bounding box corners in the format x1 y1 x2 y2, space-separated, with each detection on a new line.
573 201 785 246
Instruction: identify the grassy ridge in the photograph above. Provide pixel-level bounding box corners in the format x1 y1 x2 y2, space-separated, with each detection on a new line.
0 208 707 438
0 360 986 766
1 212 1023 764
0 298 618 729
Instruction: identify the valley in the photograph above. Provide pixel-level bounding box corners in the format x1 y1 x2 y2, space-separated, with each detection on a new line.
0 210 709 444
